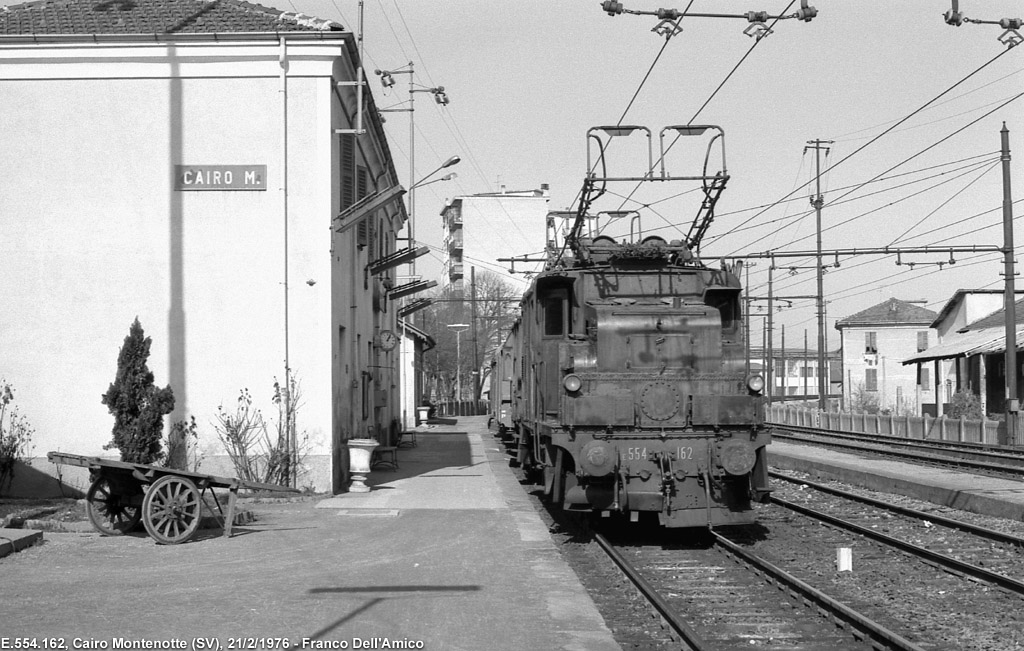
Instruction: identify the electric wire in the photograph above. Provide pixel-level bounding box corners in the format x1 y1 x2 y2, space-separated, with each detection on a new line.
770 91 1024 252
700 154 1001 245
713 46 1017 250
608 1 797 220
563 3 693 222
709 152 997 224
887 160 1000 245
776 155 1005 249
831 67 1024 141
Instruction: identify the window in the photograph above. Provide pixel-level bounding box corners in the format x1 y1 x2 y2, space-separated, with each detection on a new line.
917 331 929 352
541 288 569 337
543 296 565 336
865 332 877 354
921 368 930 387
865 368 878 391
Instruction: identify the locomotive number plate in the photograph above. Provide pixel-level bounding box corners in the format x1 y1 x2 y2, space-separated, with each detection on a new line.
624 447 694 461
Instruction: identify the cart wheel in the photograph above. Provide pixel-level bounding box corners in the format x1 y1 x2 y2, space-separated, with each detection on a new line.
142 475 202 544
86 476 142 535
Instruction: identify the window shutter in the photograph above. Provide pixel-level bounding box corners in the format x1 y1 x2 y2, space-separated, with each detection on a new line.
341 136 355 209
356 218 368 249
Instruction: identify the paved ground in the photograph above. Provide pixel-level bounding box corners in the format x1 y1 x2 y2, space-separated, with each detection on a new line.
0 416 620 651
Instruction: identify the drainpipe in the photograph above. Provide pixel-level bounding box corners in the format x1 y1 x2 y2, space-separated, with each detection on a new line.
279 37 293 485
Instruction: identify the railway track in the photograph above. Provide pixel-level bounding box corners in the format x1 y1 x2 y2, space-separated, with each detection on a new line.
752 474 1024 649
768 478 1024 596
595 529 924 650
506 428 1024 650
771 424 1024 478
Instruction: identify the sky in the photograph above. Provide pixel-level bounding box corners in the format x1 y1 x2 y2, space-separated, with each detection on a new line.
285 0 1024 349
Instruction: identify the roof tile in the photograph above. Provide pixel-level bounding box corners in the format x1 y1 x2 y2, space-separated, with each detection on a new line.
0 0 344 35
835 297 937 328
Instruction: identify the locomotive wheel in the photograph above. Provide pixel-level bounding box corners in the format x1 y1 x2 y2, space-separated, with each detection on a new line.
86 476 142 535
142 475 202 544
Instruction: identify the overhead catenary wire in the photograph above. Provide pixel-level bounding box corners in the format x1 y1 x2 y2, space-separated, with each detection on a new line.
768 153 1005 251
607 1 798 218
713 45 1018 251
682 153 1001 245
887 160 1000 245
754 196 1023 298
762 91 1024 254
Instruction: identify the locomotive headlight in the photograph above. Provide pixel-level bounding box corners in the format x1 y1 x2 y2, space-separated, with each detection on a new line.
746 374 765 394
563 374 582 393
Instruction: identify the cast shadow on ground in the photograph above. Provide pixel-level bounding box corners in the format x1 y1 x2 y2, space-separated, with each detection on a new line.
304 586 481 640
362 430 475 489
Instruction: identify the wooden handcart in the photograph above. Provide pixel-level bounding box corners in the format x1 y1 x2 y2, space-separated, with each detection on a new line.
47 452 300 545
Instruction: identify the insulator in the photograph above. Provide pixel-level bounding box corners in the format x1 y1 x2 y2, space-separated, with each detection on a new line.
745 10 768 22
657 8 682 20
1000 18 1023 29
796 2 818 22
602 0 624 16
945 10 964 26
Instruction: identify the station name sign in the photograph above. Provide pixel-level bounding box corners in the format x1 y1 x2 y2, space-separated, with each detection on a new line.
174 165 267 191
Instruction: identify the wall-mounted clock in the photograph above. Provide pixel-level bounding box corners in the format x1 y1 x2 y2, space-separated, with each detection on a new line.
377 330 399 351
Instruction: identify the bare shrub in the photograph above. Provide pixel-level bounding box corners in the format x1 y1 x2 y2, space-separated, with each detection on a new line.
0 380 35 495
214 389 266 484
215 376 309 487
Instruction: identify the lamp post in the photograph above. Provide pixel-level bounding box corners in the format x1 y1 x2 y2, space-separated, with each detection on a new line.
375 63 454 276
447 323 469 415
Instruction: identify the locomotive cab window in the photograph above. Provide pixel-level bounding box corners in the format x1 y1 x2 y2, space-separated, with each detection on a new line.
540 288 570 337
704 288 740 333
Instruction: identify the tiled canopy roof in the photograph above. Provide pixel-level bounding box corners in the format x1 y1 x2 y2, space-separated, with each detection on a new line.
0 0 343 35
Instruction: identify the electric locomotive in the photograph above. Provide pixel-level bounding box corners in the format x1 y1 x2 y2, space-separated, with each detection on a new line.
496 124 770 528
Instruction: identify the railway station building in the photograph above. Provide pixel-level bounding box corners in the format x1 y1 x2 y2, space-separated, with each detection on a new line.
904 292 1024 421
0 0 415 494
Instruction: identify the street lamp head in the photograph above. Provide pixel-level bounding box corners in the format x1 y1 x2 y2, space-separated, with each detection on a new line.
434 89 450 105
442 155 461 169
447 323 470 332
375 69 396 88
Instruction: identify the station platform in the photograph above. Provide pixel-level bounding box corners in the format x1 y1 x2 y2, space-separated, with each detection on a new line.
769 439 1024 521
314 415 621 651
1 416 620 649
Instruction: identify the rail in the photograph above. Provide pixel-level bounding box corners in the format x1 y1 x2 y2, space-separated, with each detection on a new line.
594 530 925 650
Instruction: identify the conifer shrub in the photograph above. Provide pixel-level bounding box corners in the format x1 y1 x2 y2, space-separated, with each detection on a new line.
101 318 175 464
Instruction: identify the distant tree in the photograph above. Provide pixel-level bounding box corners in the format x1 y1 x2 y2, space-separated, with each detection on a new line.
419 272 522 403
101 318 175 464
948 390 983 420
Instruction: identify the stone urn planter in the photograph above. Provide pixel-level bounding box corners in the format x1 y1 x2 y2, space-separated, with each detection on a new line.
347 438 379 493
